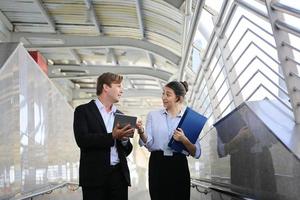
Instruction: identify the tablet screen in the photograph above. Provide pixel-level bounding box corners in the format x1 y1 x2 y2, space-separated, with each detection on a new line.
113 113 137 129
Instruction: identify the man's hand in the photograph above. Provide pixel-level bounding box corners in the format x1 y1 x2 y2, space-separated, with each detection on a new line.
112 123 134 140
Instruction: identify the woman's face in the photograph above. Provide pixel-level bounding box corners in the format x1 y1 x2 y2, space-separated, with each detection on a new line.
162 86 178 109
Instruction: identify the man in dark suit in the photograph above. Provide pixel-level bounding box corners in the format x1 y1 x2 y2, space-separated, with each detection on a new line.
73 72 134 200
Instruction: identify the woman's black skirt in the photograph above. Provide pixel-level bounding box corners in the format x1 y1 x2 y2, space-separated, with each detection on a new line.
148 151 190 200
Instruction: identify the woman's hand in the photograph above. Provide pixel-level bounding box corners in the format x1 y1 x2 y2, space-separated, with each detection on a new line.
173 128 188 142
173 128 196 157
136 120 147 143
136 120 144 135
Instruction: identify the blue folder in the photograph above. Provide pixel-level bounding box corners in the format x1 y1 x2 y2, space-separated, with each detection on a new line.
168 107 207 154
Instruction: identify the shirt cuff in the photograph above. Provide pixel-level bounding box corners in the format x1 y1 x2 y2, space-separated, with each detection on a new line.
138 138 146 147
194 143 201 159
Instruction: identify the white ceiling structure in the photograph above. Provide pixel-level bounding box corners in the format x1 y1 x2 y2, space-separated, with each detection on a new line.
0 0 202 114
0 0 300 123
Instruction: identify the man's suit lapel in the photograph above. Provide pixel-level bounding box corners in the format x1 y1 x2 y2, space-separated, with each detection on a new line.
87 100 107 132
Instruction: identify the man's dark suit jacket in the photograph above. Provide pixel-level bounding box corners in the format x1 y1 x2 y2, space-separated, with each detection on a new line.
73 100 133 187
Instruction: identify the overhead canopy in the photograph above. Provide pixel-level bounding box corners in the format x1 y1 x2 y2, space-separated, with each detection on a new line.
1 0 299 122
0 0 204 111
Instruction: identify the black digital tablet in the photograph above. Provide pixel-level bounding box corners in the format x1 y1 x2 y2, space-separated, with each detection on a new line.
113 113 137 129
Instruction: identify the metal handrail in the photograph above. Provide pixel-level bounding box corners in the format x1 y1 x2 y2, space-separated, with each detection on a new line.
191 178 255 199
216 0 231 27
286 56 300 66
271 2 300 19
282 41 300 54
10 182 79 200
219 3 238 38
275 20 300 38
290 72 300 80
190 178 210 194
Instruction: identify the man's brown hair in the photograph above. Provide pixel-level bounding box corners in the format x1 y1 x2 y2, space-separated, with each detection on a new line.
96 72 123 95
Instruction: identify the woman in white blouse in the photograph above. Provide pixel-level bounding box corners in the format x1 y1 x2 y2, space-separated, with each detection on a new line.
137 81 201 200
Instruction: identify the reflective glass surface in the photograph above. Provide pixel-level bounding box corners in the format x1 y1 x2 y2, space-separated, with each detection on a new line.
0 44 79 199
190 103 300 200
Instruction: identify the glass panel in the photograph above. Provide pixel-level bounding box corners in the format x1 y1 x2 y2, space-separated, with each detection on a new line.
222 5 288 105
0 45 20 199
225 7 273 49
205 0 224 15
197 9 215 42
194 30 208 53
191 48 201 72
0 44 79 199
221 100 234 118
209 104 300 199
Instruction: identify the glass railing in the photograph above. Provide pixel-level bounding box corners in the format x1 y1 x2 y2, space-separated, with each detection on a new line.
189 99 300 200
0 43 79 200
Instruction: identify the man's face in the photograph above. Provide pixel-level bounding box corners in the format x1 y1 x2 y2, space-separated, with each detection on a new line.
106 82 123 103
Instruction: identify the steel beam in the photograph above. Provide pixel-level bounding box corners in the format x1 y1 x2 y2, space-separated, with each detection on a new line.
266 0 300 123
178 0 205 81
33 0 56 32
84 0 102 34
49 65 172 81
0 10 13 31
11 33 180 65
